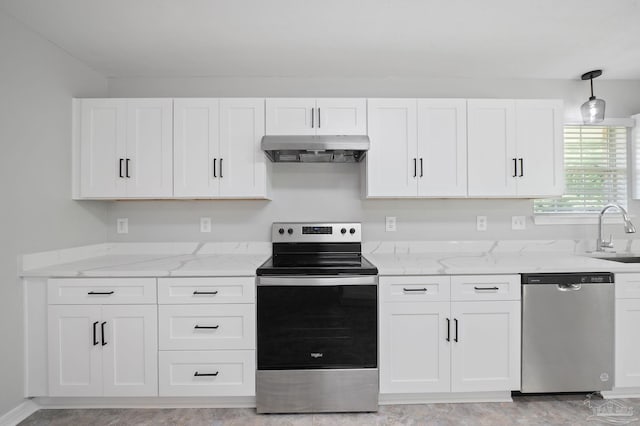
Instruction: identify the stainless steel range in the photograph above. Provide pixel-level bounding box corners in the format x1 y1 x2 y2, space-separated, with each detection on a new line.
255 222 379 414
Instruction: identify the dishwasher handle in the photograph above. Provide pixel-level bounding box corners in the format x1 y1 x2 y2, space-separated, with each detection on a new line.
557 283 582 291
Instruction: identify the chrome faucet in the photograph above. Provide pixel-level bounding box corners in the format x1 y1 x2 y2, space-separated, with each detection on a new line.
596 203 636 252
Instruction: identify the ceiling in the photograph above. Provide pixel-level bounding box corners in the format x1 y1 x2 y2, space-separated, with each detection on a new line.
2 0 640 80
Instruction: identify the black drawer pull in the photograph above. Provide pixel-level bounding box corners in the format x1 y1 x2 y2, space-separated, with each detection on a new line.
193 290 219 295
194 325 219 329
88 291 115 295
454 318 459 342
474 286 499 291
446 318 450 342
403 287 427 292
194 371 219 377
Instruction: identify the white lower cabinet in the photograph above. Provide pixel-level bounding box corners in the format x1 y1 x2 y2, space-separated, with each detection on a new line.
48 304 158 397
380 275 521 395
159 350 255 396
615 273 640 389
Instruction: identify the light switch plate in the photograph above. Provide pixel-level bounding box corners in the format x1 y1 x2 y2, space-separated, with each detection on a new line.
385 216 397 232
512 216 526 230
116 218 128 234
200 217 212 233
476 216 487 231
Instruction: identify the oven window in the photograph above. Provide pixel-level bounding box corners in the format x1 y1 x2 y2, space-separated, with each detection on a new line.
257 285 377 370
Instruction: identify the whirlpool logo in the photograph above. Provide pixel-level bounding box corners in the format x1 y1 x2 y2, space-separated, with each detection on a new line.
310 353 324 358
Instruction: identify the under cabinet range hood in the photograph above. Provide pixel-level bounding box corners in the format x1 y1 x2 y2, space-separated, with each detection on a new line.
261 135 370 163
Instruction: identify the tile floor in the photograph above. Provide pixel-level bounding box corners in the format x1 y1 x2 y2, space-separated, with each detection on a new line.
18 395 640 426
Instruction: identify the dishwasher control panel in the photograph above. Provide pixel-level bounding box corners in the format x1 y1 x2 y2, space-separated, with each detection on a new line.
521 272 614 285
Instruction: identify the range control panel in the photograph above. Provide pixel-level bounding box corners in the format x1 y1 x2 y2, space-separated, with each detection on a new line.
272 222 361 243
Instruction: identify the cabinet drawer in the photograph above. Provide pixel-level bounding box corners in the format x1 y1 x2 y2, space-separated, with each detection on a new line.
159 305 255 350
451 275 520 301
159 350 255 396
615 273 640 299
48 278 157 304
380 276 450 302
158 277 255 304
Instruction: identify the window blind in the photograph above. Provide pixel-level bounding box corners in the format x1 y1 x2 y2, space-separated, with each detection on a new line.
534 125 628 214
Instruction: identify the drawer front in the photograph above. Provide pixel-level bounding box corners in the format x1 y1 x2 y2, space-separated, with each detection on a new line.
48 278 157 304
615 273 640 299
159 350 255 396
380 276 450 302
158 277 255 304
451 275 520 301
159 305 255 350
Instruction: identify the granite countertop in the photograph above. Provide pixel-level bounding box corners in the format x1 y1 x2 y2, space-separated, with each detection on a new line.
20 240 640 278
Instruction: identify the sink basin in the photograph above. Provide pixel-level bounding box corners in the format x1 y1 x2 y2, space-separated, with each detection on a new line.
596 256 640 263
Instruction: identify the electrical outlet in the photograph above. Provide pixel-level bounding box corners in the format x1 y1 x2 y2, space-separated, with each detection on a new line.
476 216 487 232
385 216 397 232
512 216 526 230
116 218 128 234
200 217 212 233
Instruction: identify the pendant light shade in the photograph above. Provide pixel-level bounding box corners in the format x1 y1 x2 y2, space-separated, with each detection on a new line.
581 70 605 124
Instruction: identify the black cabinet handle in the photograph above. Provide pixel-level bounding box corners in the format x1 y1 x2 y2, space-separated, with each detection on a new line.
413 158 417 177
420 158 424 177
194 371 219 377
193 290 219 295
119 159 124 178
220 158 223 178
454 318 459 342
519 158 524 177
213 158 217 178
93 321 99 346
125 159 131 178
311 108 314 128
512 158 518 177
403 287 427 292
474 286 499 291
101 321 107 346
88 291 115 295
194 325 219 329
446 318 450 342
318 108 321 128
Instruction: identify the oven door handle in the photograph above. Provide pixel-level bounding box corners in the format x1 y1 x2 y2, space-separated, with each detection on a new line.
257 276 378 286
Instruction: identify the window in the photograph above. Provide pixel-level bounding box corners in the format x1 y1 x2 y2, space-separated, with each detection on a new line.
534 125 629 214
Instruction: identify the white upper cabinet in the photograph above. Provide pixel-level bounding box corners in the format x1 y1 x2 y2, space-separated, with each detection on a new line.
366 99 418 197
367 99 467 198
173 98 268 199
417 99 467 197
266 98 366 135
77 98 173 199
467 99 563 197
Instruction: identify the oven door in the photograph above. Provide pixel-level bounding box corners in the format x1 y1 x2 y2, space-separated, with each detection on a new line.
257 276 377 370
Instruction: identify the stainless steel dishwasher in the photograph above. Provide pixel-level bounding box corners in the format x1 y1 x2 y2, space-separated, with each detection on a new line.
521 273 614 393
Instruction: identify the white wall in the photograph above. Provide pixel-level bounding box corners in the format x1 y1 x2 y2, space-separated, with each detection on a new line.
0 10 108 416
106 76 640 243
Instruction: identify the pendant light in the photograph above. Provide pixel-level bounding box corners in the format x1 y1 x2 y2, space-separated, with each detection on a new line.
580 70 605 124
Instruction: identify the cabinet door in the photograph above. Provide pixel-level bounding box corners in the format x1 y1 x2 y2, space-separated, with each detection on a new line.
173 99 220 197
450 301 520 392
219 99 267 198
265 98 316 135
615 299 640 388
79 99 127 198
48 305 102 396
315 98 367 135
467 100 517 197
515 99 564 197
417 99 467 197
125 99 173 198
380 301 450 393
101 305 158 396
366 99 418 197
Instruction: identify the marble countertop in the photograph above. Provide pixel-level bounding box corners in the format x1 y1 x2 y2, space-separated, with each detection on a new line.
19 240 640 278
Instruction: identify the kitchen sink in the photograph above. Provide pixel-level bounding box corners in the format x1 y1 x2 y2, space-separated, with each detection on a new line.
596 256 640 263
